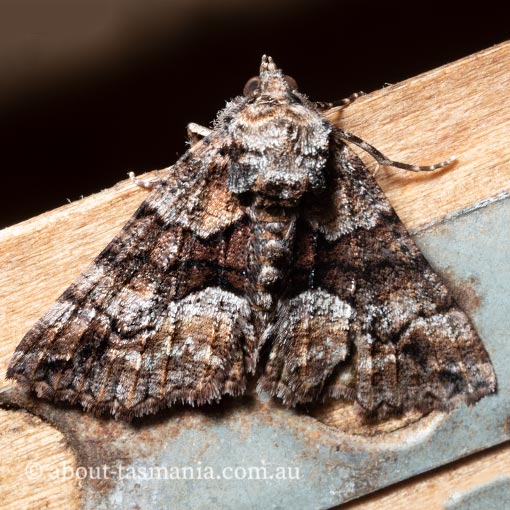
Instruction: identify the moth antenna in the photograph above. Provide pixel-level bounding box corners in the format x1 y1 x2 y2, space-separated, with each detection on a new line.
317 92 365 112
336 128 456 172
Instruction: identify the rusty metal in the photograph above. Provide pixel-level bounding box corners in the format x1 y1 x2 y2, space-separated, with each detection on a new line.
2 192 509 509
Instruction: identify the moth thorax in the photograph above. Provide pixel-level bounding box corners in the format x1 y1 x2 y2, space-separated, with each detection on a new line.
253 170 307 205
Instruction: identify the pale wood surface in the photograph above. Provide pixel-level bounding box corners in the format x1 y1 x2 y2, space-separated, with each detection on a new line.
0 409 80 510
1 41 509 509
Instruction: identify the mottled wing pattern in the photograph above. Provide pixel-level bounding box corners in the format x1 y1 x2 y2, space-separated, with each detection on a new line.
7 134 258 419
259 137 496 418
8 49 497 425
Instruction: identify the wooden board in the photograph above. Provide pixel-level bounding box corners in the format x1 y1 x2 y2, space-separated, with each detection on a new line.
1 41 509 510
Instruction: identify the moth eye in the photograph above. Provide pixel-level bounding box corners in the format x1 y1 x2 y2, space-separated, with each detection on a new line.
284 75 298 91
243 77 261 96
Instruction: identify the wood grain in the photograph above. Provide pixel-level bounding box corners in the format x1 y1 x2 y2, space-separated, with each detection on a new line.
0 409 80 510
1 41 509 510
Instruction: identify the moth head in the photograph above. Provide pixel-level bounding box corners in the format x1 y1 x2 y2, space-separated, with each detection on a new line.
227 55 332 207
243 55 298 101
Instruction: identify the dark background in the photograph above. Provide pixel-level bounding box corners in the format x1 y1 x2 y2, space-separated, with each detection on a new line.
1 0 509 228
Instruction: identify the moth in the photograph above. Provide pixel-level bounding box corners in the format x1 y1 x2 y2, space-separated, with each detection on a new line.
7 55 496 421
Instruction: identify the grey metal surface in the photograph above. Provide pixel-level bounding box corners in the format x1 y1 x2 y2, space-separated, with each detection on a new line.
444 476 510 510
2 193 509 509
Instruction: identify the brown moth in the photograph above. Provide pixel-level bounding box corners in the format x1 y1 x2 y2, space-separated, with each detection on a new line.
7 55 496 420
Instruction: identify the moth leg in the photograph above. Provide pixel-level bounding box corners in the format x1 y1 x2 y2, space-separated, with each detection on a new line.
187 122 212 145
336 128 457 172
371 162 381 177
315 101 334 111
128 171 159 190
